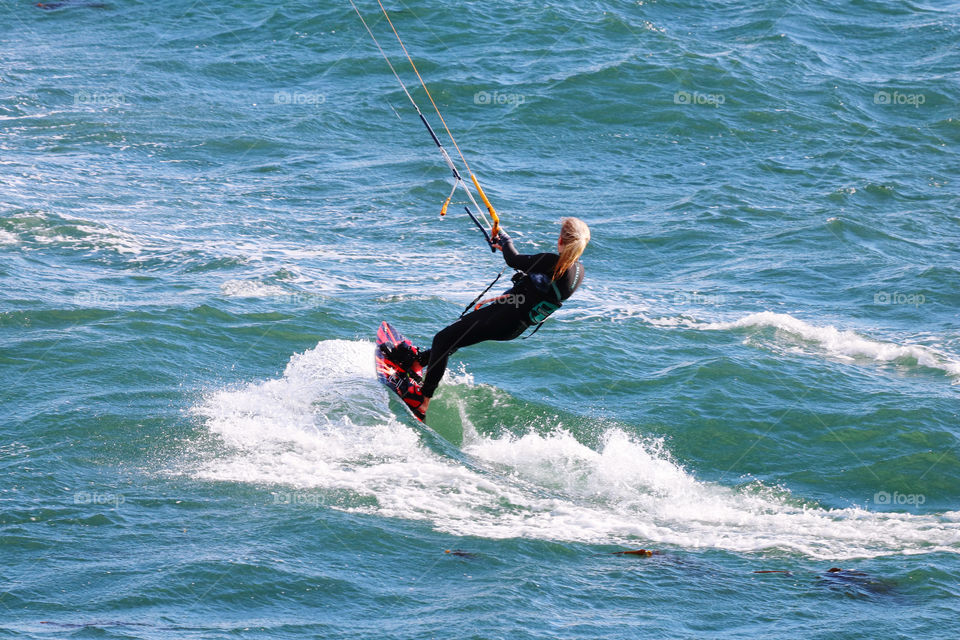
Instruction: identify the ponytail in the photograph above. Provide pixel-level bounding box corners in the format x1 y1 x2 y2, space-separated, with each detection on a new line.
552 217 590 280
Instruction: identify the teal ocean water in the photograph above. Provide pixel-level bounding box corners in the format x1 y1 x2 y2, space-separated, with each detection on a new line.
3 0 959 637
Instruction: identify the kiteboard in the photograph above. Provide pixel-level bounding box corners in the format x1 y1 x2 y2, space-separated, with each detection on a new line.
375 321 428 422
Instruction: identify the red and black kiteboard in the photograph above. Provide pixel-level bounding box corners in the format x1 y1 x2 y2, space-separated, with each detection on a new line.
375 321 427 422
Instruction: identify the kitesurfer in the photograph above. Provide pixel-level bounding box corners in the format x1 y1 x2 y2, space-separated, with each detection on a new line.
402 217 590 418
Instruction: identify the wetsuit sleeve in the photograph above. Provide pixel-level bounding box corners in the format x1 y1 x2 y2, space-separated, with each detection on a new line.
499 232 545 272
558 261 584 300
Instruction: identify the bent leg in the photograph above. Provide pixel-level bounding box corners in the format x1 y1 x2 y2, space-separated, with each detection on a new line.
419 323 462 399
420 306 525 398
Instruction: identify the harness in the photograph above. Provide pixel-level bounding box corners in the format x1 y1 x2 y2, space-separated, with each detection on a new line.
461 262 582 338
521 261 582 338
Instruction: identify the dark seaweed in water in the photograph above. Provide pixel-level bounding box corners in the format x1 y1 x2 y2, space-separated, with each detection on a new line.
36 1 107 9
40 621 205 631
816 568 898 598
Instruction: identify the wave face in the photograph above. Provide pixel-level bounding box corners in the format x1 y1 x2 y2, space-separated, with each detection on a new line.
189 340 960 560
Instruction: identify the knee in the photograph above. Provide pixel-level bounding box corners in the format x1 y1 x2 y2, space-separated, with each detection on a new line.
432 324 461 355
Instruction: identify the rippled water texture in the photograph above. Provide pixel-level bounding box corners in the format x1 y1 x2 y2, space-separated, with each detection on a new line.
2 0 959 638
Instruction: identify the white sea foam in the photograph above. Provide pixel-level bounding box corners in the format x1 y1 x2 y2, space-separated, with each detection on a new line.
0 230 17 245
11 212 148 254
187 340 960 560
701 311 960 378
219 279 289 298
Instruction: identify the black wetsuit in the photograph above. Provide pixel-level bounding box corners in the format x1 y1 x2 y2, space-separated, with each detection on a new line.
420 232 584 398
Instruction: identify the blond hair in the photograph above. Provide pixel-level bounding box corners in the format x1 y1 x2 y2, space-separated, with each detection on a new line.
552 217 590 280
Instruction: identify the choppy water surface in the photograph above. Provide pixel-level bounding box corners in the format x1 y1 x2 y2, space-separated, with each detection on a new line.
2 0 959 638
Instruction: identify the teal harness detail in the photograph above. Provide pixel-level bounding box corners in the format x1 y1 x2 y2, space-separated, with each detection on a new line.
525 261 582 330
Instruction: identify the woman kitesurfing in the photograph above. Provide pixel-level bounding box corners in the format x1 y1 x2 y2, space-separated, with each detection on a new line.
354 0 591 420
399 218 591 419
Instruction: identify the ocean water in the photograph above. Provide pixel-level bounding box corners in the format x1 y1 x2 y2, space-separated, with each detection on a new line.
2 0 959 638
